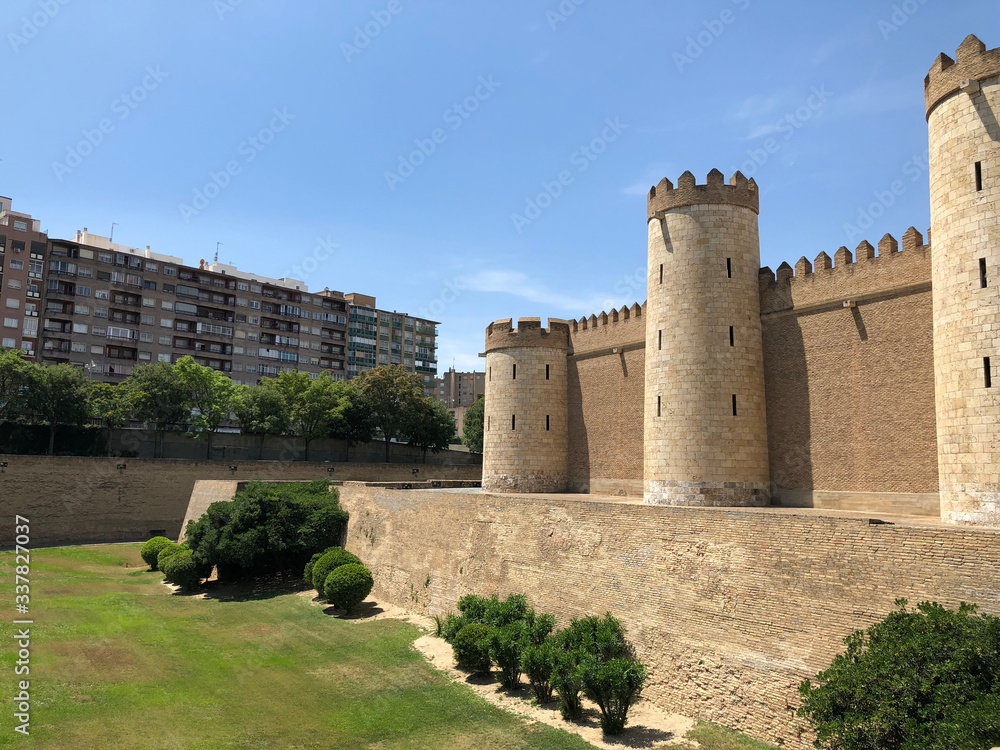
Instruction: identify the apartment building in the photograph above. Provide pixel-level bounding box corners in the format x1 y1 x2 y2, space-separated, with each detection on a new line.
345 293 439 394
435 367 485 408
0 197 47 361
39 229 353 384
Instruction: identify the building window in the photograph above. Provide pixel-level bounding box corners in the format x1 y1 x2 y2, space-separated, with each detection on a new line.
975 161 983 192
145 262 158 273
732 394 738 416
8 260 24 270
72 323 88 334
71 342 87 353
986 357 993 389
77 267 93 279
98 252 113 263
656 395 661 417
76 286 91 297
95 290 109 300
5 299 19 309
727 258 732 278
143 298 155 307
546 415 550 431
164 267 178 276
76 305 90 316
13 220 28 232
546 364 550 380
512 364 516 380
94 308 108 318
162 301 174 311
7 280 21 289
511 414 516 430
160 319 173 328
981 258 988 289
1 338 15 348
730 326 734 347
658 330 662 350
144 280 157 290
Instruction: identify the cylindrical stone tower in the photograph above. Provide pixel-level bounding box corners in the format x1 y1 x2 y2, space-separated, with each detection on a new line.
926 35 1000 527
643 169 770 506
482 317 570 493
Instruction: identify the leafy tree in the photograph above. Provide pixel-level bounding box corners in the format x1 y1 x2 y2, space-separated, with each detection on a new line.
281 373 372 461
406 397 456 462
89 381 131 456
184 480 347 581
0 348 33 422
798 599 1000 750
174 356 238 459
355 365 425 462
462 394 484 454
124 362 190 458
27 363 91 455
233 379 289 459
326 379 375 446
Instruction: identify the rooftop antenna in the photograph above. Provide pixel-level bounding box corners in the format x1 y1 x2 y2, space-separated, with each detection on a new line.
214 242 223 264
110 222 118 242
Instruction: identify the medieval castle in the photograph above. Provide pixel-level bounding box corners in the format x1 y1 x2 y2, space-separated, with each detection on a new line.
481 34 1000 529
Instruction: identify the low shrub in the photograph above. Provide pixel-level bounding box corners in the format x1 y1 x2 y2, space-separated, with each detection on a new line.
581 656 648 735
453 623 494 674
490 621 528 689
798 600 1000 750
140 536 172 570
323 563 373 613
441 613 467 643
161 549 201 590
304 546 341 589
157 543 186 570
312 548 362 597
522 638 559 703
551 649 587 721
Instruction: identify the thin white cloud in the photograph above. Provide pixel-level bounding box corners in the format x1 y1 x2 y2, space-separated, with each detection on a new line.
456 269 646 318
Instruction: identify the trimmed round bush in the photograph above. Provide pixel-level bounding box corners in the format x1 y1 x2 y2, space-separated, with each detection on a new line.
140 536 172 570
453 623 494 675
157 543 186 570
323 563 373 612
303 551 324 587
161 549 200 590
312 548 362 596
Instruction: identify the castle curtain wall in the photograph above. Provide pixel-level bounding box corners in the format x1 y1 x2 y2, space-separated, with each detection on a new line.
759 236 939 514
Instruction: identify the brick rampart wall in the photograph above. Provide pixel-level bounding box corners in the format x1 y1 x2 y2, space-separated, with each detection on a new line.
0 457 482 547
340 484 1000 749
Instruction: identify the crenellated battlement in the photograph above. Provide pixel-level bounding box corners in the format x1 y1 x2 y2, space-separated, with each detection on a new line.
647 169 759 218
568 303 646 355
484 317 571 353
924 34 1000 119
759 227 932 314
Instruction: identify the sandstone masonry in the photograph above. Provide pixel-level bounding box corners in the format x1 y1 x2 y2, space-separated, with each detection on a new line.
483 34 1000 529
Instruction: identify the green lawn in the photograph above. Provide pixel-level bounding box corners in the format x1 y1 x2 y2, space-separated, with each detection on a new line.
1 545 595 749
0 545 779 750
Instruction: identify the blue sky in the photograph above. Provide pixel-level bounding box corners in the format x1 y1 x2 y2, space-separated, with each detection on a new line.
3 0 996 371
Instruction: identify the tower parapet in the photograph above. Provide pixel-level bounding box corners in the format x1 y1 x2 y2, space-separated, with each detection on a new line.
644 170 770 507
647 169 759 218
924 34 1000 119
483 318 570 494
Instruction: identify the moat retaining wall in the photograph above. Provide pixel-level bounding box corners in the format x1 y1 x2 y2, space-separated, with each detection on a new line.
0 457 482 547
339 484 1000 749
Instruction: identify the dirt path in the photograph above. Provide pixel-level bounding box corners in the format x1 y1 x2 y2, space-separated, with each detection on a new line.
298 590 697 749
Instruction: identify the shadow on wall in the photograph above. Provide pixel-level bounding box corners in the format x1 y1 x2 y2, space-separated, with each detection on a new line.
762 313 814 502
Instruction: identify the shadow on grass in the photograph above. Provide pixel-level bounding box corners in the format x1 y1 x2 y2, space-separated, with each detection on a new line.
320 599 387 620
197 571 309 602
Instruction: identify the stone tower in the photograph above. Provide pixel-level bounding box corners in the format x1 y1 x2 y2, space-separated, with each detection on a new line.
926 35 1000 527
643 170 770 506
482 317 570 493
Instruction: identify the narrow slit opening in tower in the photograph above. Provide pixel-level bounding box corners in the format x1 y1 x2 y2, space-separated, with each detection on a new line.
512 364 516 380
732 394 737 416
986 357 993 389
488 367 491 382
487 416 490 431
659 264 663 284
512 414 516 430
729 326 734 347
726 258 732 278
658 330 662 350
545 364 550 380
981 258 988 288
975 161 983 192
656 395 661 417
546 415 550 431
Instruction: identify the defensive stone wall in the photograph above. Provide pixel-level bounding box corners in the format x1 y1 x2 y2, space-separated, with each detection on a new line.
0 457 483 548
759 229 939 513
340 483 1000 749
